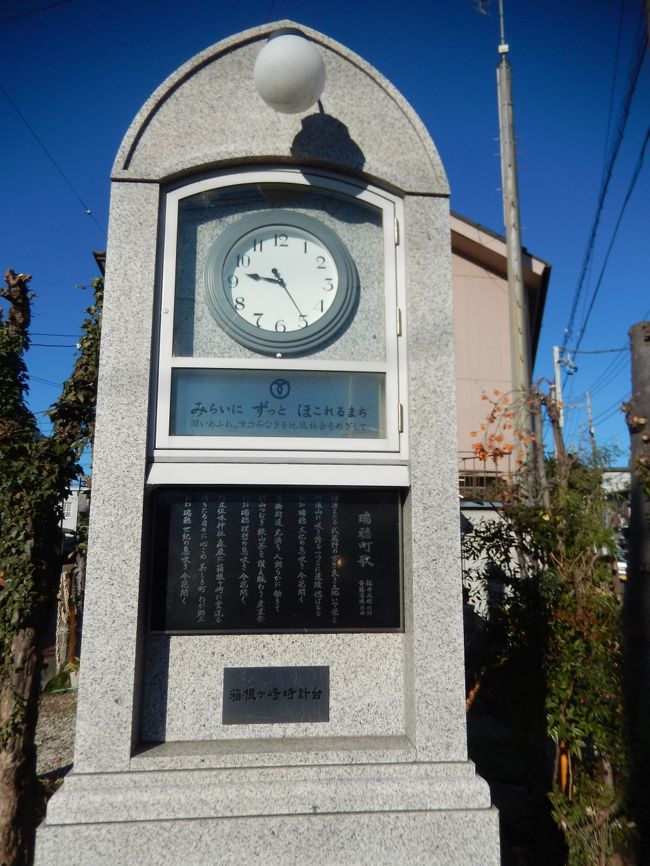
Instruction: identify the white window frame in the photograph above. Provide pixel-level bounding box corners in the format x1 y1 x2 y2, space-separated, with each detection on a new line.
152 168 408 472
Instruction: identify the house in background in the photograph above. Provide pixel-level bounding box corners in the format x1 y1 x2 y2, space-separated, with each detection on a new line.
451 212 550 496
60 485 90 553
451 213 551 619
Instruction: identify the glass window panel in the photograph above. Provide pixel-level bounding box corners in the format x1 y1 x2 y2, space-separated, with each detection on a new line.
170 369 386 439
173 184 386 362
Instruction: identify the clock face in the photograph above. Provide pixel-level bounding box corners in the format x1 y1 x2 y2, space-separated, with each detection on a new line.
223 224 339 334
204 210 359 356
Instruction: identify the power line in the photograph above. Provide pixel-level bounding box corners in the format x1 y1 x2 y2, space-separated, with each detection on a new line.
31 331 81 338
582 302 650 397
588 353 630 398
561 117 649 408
572 121 650 355
593 392 631 425
600 0 626 185
30 342 78 348
561 11 648 352
560 389 629 447
573 346 629 355
31 376 62 387
556 349 629 426
564 397 582 446
0 81 105 234
0 0 74 25
557 9 647 413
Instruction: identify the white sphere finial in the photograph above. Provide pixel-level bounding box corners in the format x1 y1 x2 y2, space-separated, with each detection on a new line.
254 29 326 114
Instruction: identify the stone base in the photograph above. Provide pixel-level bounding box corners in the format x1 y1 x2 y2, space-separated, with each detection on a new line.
36 762 500 865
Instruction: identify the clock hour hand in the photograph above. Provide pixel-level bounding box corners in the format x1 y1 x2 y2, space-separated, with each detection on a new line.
246 272 281 284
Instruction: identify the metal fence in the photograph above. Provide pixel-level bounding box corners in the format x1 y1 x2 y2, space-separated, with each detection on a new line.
458 451 516 501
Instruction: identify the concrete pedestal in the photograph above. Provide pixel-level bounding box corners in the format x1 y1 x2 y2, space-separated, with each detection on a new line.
37 760 499 865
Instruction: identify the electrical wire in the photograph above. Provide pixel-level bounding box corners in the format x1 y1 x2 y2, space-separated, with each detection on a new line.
572 121 650 355
31 376 63 387
571 0 628 355
561 11 648 352
593 392 631 425
0 81 105 233
561 349 629 413
588 354 630 399
30 342 78 348
561 99 649 413
564 401 582 447
0 0 74 25
600 0 626 181
582 303 650 397
573 346 628 355
31 331 81 338
558 9 646 416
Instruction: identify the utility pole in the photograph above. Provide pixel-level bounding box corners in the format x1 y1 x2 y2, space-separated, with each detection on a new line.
552 345 566 459
552 345 565 429
585 389 597 459
497 0 531 421
624 321 650 854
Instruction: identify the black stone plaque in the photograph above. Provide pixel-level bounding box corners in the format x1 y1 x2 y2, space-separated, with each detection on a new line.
148 487 402 633
222 666 330 724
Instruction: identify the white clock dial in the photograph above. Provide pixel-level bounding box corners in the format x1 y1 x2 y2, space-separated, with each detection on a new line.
204 210 359 356
223 225 339 334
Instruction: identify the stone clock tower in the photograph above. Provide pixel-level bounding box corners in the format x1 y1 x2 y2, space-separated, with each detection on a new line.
36 22 501 865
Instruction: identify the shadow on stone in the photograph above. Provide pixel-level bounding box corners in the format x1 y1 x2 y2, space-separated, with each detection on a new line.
39 763 73 785
291 112 366 183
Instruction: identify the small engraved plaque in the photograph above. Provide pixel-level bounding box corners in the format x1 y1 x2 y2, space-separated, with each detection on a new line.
222 666 330 724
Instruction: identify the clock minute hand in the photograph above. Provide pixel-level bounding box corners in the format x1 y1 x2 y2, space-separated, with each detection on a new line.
271 269 304 318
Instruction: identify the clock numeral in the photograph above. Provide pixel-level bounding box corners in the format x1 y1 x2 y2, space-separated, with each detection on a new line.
253 238 263 252
274 233 288 247
315 256 326 269
236 254 250 268
227 274 239 288
299 315 309 328
234 297 245 310
254 313 263 328
274 320 287 333
323 277 334 291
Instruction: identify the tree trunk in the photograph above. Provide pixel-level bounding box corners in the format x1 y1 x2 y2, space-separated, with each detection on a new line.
0 627 41 866
55 565 74 673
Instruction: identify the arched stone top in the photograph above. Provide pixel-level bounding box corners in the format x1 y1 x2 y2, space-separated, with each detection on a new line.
112 21 448 196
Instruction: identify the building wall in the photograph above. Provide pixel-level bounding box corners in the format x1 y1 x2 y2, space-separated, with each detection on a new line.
451 213 550 473
61 487 89 537
453 249 512 459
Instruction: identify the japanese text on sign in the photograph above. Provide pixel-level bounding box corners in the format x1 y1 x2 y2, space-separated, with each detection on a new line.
150 488 402 633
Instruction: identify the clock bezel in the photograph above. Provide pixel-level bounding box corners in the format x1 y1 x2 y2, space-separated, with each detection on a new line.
203 210 359 356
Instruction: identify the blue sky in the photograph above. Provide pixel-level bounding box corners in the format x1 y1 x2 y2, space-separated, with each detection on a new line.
1 0 648 471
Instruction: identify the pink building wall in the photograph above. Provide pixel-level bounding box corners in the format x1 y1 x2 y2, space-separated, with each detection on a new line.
451 213 550 464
